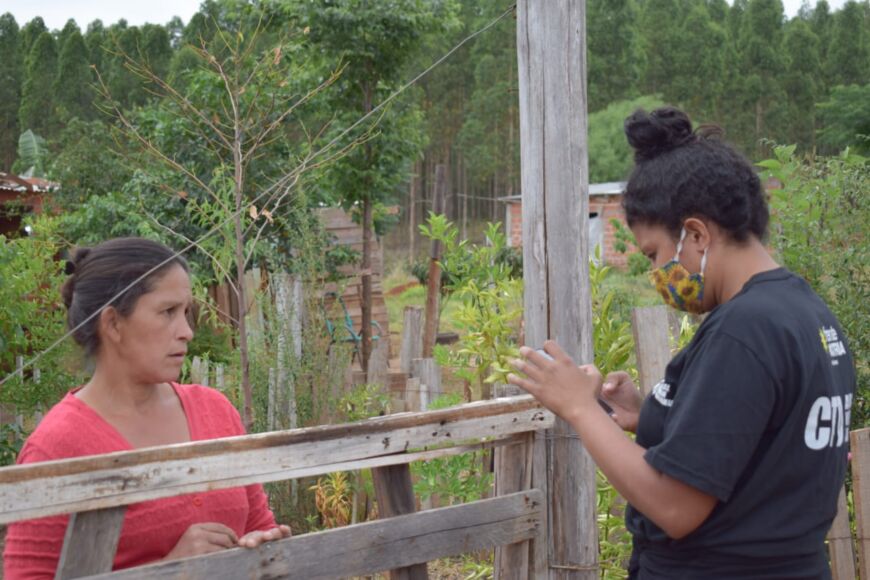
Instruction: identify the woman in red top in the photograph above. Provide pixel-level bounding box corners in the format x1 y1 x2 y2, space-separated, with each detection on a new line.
4 238 291 579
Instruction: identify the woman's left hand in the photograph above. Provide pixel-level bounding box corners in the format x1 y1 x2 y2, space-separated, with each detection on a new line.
508 340 602 423
238 525 292 548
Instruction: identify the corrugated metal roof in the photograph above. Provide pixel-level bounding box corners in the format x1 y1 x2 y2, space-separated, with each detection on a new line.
499 181 626 202
0 173 59 194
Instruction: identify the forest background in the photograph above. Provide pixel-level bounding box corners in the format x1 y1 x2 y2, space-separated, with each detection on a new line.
1 0 869 234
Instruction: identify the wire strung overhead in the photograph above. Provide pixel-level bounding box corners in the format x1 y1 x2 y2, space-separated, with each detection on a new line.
0 3 518 388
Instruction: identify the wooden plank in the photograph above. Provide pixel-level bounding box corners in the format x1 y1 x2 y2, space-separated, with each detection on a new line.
518 1 596 577
87 490 543 580
410 358 442 411
372 464 428 579
828 484 856 580
405 377 422 412
400 306 424 374
631 306 671 397
368 335 390 386
56 506 126 579
0 397 552 524
495 408 534 580
851 428 870 580
529 429 550 578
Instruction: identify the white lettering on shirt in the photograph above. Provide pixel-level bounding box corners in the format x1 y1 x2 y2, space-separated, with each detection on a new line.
805 395 852 450
652 381 673 408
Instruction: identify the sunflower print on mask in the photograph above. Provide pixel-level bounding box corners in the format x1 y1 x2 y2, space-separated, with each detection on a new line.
648 259 705 314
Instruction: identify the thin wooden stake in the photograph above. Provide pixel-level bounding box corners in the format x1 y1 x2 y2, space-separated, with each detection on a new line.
267 368 276 432
422 164 447 358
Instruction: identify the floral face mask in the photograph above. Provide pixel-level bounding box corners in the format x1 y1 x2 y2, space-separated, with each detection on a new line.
648 228 708 314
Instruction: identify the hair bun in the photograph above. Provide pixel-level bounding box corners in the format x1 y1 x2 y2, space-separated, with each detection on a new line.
71 247 92 265
61 247 92 309
624 106 696 161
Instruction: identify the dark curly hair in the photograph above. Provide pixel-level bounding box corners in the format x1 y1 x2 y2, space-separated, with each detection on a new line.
61 238 189 356
622 106 769 243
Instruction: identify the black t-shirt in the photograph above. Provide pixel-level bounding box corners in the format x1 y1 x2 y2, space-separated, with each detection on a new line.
626 268 856 580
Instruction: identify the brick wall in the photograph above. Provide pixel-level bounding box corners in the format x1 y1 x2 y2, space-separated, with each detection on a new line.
505 195 638 268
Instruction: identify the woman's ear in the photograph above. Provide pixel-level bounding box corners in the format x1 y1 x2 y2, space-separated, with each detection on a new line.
98 307 123 346
683 217 711 253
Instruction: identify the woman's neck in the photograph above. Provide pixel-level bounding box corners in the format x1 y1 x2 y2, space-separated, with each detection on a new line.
714 238 780 305
77 363 167 416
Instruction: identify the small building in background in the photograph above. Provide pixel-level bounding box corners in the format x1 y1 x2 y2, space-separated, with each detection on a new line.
500 181 636 267
0 173 57 237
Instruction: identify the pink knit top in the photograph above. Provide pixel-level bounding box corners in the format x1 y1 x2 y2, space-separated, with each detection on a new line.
3 384 277 579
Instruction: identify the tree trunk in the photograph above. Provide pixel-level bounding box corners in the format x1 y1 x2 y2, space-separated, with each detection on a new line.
408 160 419 265
360 77 375 374
233 127 254 431
361 196 373 374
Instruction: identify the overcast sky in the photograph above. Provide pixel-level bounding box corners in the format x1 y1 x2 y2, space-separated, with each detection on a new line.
0 0 854 32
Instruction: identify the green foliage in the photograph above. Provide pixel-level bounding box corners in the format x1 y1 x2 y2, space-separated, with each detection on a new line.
590 246 635 376
671 4 727 120
19 17 46 57
782 19 821 148
817 84 870 155
48 119 133 206
15 129 47 177
760 146 869 426
588 0 642 112
18 31 58 139
627 252 650 277
826 1 870 88
338 383 391 422
412 393 493 505
0 216 81 419
54 28 94 122
609 218 648 277
297 0 456 214
598 471 632 579
421 217 523 390
588 95 665 183
0 423 25 468
455 3 518 193
0 13 22 171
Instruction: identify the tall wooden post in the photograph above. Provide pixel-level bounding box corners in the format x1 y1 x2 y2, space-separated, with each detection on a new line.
422 164 447 358
517 1 597 578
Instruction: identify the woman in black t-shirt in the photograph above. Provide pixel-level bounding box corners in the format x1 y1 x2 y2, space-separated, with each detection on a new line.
508 107 856 579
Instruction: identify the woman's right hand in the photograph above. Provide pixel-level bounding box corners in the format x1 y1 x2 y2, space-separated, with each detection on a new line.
164 523 239 560
600 371 643 433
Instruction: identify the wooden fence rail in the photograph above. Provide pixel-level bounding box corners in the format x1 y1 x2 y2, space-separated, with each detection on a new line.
0 396 552 579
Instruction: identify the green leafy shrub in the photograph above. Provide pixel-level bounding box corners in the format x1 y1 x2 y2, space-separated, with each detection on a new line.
759 146 869 426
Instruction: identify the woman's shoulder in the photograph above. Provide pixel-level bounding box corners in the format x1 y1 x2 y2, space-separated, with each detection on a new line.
174 383 234 407
18 393 115 464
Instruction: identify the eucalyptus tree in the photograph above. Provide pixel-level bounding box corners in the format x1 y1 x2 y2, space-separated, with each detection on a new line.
296 0 459 372
0 13 22 170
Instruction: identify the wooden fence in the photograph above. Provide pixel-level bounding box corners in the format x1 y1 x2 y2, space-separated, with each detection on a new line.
0 396 551 579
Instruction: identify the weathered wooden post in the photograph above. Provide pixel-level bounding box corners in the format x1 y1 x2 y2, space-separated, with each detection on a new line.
400 306 424 374
850 428 870 580
631 306 671 397
516 0 597 577
422 164 447 358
